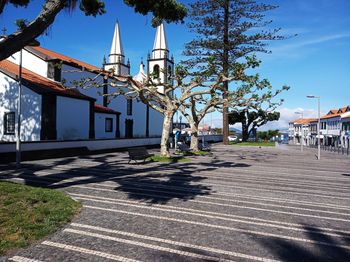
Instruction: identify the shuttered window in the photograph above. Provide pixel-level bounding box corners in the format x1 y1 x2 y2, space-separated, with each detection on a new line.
127 99 133 115
105 118 113 132
4 112 15 135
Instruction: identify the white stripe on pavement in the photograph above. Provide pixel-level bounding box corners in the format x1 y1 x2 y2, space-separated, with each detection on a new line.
6 171 350 203
70 223 279 262
64 229 235 262
84 205 350 250
41 241 140 262
92 184 350 215
70 192 350 236
72 187 350 222
9 256 43 262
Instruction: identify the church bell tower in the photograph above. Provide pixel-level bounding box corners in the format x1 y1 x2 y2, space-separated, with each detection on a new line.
147 23 174 94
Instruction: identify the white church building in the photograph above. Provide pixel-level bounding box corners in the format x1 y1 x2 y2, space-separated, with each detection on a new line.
0 22 173 144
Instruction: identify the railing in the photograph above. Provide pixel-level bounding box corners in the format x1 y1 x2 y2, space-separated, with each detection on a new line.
308 138 350 156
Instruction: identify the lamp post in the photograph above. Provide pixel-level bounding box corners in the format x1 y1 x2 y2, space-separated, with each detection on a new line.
179 115 182 133
295 111 304 152
16 40 40 168
307 95 321 160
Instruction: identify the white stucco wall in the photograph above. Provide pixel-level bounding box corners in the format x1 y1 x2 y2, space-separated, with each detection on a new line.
149 108 164 137
0 72 42 142
8 49 48 78
56 96 90 140
58 64 163 139
95 112 117 139
107 85 150 138
61 64 104 105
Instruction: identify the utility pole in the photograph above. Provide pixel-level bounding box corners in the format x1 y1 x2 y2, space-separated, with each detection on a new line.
295 111 304 152
307 95 321 160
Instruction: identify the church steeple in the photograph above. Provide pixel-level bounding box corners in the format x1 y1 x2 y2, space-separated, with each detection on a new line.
109 20 124 64
104 20 130 76
152 23 169 59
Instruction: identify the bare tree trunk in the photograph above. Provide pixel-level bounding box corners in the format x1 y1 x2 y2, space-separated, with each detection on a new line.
160 111 173 157
189 121 199 152
0 0 66 60
242 123 249 142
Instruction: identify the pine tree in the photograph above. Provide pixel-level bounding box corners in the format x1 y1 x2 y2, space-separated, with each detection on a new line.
183 0 286 145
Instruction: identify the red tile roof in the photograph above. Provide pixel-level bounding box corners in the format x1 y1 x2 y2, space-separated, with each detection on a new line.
30 46 101 73
321 113 341 120
338 106 350 113
0 60 94 101
293 118 317 125
321 106 350 120
328 109 338 115
27 46 138 85
94 104 120 115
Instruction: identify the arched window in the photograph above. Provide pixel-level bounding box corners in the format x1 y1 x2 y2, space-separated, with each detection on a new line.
153 65 160 79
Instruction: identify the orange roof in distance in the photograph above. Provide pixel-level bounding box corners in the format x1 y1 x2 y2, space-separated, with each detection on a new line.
293 118 317 125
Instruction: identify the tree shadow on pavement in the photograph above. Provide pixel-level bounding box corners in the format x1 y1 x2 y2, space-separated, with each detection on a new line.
258 224 350 262
0 151 251 205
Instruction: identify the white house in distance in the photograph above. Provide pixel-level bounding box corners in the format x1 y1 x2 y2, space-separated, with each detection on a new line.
289 105 350 148
0 21 172 144
288 118 315 145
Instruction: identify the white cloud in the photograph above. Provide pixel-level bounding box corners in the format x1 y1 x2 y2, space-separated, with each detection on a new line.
272 33 350 53
200 107 327 132
259 107 326 131
260 32 350 60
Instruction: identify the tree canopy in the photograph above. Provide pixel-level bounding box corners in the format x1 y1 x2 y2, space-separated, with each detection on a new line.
0 0 187 60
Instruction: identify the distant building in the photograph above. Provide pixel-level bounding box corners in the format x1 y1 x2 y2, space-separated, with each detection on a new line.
288 105 350 149
199 124 211 135
288 118 317 145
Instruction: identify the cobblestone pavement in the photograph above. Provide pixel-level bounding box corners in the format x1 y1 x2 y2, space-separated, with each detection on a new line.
1 145 350 262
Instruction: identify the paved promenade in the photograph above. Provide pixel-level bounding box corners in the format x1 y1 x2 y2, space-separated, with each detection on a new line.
1 145 350 262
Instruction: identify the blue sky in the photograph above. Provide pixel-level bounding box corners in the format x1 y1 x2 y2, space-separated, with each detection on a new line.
1 0 349 129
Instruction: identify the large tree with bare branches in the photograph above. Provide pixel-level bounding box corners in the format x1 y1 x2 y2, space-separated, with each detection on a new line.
178 57 289 151
77 58 250 156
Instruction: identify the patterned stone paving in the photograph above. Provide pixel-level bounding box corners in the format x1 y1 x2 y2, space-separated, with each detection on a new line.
1 144 350 262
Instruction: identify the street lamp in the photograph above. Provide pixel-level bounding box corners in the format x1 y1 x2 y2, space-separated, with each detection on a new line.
307 95 321 160
16 39 40 168
295 111 304 152
179 115 182 133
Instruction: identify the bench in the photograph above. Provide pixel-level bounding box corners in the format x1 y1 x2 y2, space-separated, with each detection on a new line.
177 142 191 153
199 141 211 151
127 147 154 164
